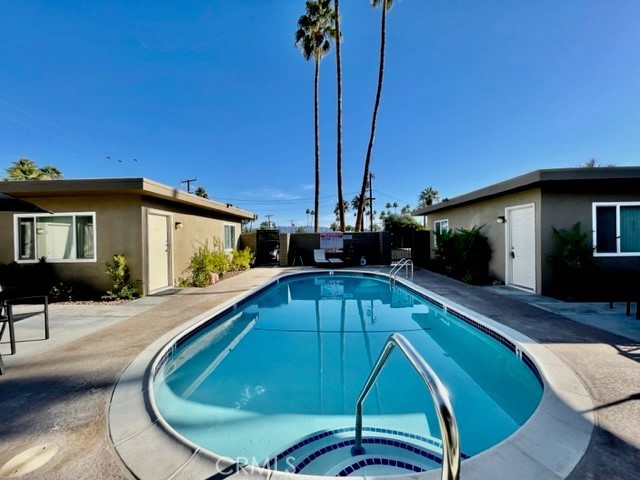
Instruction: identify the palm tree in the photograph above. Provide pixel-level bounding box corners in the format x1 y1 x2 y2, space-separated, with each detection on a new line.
5 158 41 180
351 194 369 231
418 186 440 207
334 200 349 223
401 204 411 215
194 186 208 198
392 201 398 213
334 0 345 231
355 0 394 232
39 165 64 180
296 0 335 233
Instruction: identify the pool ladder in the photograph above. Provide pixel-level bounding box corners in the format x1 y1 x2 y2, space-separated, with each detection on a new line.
390 258 413 285
352 333 461 480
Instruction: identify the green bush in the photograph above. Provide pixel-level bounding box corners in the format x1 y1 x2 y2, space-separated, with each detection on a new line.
432 225 491 284
547 222 597 299
184 238 230 287
231 247 255 271
103 254 141 300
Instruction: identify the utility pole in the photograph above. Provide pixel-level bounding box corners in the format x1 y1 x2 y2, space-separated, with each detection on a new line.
180 178 197 193
368 171 375 232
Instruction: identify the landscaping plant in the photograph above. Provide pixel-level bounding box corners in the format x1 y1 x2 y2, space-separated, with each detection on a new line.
103 254 141 300
432 225 491 284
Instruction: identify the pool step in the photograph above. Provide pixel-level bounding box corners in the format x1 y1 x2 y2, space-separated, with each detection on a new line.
265 426 468 476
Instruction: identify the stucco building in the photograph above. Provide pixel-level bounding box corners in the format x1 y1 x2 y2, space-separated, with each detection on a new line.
0 178 255 295
413 167 640 295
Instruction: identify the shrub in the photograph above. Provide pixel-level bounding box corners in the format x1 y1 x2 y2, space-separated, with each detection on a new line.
231 247 255 271
432 225 491 284
547 222 597 299
103 254 141 300
184 238 230 287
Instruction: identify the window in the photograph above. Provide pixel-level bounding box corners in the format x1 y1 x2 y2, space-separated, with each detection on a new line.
224 224 236 250
433 219 449 246
593 202 640 256
15 213 96 262
433 219 449 235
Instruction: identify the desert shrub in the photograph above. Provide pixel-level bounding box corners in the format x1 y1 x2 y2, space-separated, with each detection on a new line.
230 247 255 271
432 225 491 284
103 254 141 300
184 238 230 287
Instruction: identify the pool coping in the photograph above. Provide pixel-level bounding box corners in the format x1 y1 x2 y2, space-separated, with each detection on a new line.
108 269 594 480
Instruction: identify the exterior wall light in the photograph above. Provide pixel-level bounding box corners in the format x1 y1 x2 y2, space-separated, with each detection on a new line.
496 216 506 224
175 221 183 230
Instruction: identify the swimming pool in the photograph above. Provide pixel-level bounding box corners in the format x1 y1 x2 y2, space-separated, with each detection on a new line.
150 271 543 476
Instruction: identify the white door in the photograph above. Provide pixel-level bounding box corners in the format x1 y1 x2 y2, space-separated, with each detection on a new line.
507 205 536 291
147 212 171 293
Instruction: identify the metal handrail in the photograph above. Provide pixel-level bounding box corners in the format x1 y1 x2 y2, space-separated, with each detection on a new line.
351 333 460 480
390 258 413 285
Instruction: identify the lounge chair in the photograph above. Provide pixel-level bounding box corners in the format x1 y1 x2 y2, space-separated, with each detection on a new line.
313 249 344 267
314 249 330 267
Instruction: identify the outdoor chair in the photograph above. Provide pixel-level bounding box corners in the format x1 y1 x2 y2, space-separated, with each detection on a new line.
313 249 344 267
0 295 49 355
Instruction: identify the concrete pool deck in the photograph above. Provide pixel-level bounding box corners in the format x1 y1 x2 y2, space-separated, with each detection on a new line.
0 267 638 479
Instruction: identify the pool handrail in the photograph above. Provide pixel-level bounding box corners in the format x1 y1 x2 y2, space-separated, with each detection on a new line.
351 333 460 480
390 258 413 285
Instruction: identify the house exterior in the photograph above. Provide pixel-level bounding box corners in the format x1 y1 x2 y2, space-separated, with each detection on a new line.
0 178 255 295
413 167 640 294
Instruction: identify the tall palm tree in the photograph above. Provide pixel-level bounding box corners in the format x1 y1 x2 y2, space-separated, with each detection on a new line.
334 0 345 231
39 165 64 179
296 0 335 233
355 0 394 232
418 186 440 207
5 158 41 180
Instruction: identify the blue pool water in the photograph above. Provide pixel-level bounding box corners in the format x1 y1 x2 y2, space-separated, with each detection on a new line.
152 273 542 473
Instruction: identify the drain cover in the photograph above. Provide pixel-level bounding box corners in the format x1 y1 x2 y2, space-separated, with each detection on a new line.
0 443 59 478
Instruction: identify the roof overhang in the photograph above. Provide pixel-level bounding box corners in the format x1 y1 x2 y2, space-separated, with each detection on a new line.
412 167 640 216
0 177 256 220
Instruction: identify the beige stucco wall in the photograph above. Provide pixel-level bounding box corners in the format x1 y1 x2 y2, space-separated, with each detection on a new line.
426 189 542 290
0 194 143 293
0 194 244 296
140 197 242 291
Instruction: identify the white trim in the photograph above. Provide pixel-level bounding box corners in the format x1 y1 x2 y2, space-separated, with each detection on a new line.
144 209 174 295
13 212 97 264
432 219 449 246
505 203 536 292
223 223 237 251
592 201 640 257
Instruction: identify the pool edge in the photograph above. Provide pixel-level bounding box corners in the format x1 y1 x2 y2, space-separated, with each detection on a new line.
108 268 594 480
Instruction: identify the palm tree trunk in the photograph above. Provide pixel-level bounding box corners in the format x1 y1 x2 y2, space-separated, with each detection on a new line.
335 0 345 232
314 57 320 233
355 1 387 232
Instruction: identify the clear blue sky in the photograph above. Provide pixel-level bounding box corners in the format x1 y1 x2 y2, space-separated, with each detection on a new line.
2 1 639 228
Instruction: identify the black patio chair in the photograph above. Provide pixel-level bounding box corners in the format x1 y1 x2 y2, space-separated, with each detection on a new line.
0 295 50 355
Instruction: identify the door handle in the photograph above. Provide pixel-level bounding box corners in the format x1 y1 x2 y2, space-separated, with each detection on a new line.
510 251 515 259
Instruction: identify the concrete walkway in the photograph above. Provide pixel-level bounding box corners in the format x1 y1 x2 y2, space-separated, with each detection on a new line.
0 267 638 479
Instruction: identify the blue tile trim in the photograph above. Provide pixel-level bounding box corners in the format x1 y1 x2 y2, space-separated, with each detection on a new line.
291 437 439 474
264 426 470 470
337 456 425 476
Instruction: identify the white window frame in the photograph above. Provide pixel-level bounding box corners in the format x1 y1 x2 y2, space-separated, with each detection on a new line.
13 212 97 263
433 219 449 246
223 223 237 251
592 202 640 257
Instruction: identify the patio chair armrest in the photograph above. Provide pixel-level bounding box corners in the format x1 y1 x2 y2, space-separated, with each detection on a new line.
4 295 49 307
